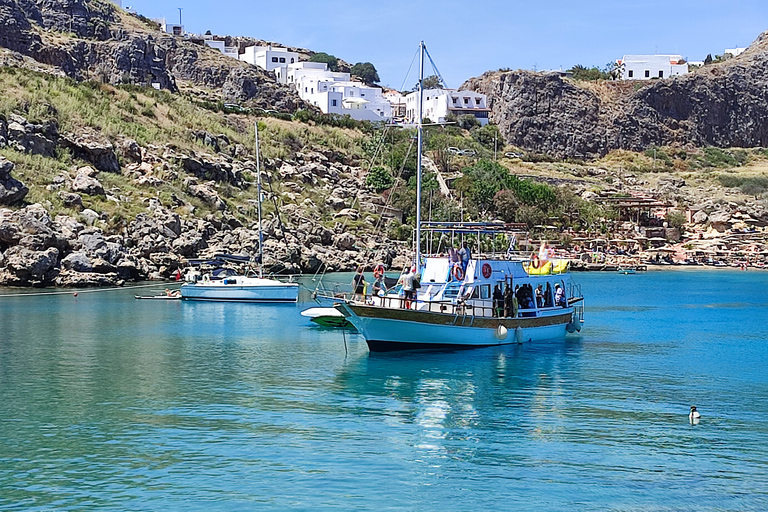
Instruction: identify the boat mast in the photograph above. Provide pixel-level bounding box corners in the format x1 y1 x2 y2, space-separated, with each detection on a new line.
415 41 424 270
254 122 264 278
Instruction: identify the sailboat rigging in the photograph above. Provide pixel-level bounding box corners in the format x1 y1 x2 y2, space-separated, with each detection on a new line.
179 122 300 302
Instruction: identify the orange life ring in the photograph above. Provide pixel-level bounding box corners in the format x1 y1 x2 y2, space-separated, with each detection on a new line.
530 253 539 269
373 264 385 279
452 263 464 281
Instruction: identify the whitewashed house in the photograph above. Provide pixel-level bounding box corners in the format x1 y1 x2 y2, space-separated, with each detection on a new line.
205 40 239 59
240 45 299 72
384 90 406 119
724 47 747 58
152 18 184 36
281 62 391 121
404 89 490 126
618 55 688 80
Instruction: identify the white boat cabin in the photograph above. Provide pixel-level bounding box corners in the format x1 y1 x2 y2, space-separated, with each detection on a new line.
374 256 575 319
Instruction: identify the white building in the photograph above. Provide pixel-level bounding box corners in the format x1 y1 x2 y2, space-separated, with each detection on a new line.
404 89 490 126
724 47 747 58
383 90 406 119
240 45 299 72
205 40 239 59
152 18 184 36
280 62 391 121
618 55 688 80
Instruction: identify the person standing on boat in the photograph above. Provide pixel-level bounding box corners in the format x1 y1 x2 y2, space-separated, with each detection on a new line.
493 285 504 317
459 241 471 276
402 266 415 309
352 266 367 303
555 283 566 307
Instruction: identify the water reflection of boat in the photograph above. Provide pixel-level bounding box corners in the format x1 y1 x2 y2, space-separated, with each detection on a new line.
334 42 584 352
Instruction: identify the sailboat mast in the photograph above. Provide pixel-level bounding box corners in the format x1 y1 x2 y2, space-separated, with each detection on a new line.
415 41 424 270
254 122 264 278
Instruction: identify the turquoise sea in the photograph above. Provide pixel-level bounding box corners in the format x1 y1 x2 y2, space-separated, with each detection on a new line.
1 269 767 511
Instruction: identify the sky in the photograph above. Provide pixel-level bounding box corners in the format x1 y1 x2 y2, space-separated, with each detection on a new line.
128 0 768 90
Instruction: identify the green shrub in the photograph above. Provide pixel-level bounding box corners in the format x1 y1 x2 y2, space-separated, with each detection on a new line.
365 166 394 192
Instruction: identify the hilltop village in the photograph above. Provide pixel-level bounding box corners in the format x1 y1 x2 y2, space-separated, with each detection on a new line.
1 0 768 287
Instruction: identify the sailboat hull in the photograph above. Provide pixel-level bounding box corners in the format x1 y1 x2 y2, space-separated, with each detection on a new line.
181 279 299 302
338 303 573 351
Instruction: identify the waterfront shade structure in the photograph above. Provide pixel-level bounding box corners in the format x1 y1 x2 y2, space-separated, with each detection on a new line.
405 88 490 125
619 55 688 80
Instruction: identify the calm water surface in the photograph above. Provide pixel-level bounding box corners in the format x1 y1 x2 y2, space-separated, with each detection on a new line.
1 270 767 511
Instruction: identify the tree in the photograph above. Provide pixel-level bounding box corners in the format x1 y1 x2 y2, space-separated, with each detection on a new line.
606 61 624 80
568 64 609 81
704 53 713 65
309 52 339 72
351 62 380 84
413 75 442 91
472 124 501 149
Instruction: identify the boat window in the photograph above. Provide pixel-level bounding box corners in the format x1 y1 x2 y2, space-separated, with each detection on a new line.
442 282 462 299
480 284 491 299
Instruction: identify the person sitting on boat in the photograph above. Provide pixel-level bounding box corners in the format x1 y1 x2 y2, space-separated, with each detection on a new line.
372 274 387 297
352 266 367 302
555 283 566 307
458 241 471 276
165 288 181 297
493 285 504 317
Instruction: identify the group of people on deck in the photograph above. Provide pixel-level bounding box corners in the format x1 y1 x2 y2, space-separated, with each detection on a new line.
351 265 419 309
491 281 567 318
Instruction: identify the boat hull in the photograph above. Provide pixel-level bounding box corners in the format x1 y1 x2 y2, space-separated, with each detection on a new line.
180 283 299 302
338 303 573 352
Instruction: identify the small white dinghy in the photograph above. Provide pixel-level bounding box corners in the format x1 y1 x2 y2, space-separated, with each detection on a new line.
301 307 353 328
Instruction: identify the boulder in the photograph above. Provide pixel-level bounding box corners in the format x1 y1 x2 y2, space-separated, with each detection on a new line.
692 210 709 224
0 246 59 285
334 232 357 251
54 270 122 288
80 209 100 225
60 133 120 173
59 191 83 208
0 157 29 205
61 251 93 272
188 183 226 210
71 171 105 196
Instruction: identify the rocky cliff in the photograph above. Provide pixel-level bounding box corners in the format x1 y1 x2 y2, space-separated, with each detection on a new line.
0 0 302 109
462 30 768 158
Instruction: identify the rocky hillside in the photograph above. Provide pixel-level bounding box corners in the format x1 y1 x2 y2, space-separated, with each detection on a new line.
462 30 768 159
0 0 302 109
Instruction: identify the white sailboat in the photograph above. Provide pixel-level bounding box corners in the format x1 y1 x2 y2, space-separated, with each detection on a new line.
180 123 299 303
335 42 584 351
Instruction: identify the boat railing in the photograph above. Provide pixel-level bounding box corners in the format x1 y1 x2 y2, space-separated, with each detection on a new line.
336 291 571 320
266 273 302 283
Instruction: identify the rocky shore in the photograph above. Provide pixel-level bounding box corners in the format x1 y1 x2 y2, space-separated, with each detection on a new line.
0 109 411 287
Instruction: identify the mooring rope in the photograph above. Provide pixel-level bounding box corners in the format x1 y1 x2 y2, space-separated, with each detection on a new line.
0 282 178 298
